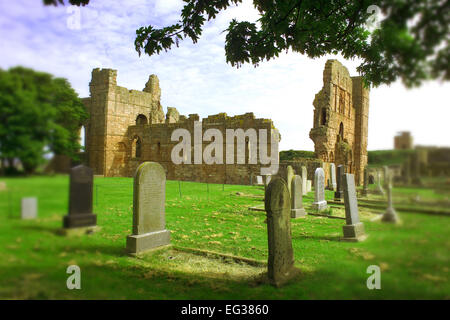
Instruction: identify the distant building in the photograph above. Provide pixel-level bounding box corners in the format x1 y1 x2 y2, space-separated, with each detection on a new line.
394 131 413 150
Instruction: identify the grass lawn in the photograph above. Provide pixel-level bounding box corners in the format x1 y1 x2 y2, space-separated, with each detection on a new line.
0 176 448 299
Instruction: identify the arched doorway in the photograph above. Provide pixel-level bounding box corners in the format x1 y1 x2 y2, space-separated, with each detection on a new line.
136 114 148 125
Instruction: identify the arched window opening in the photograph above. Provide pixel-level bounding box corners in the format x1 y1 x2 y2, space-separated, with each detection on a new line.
339 122 344 140
132 136 142 158
136 114 148 125
320 108 327 126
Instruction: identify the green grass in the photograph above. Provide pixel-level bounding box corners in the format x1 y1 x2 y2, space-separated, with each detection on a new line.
368 149 414 166
0 176 449 299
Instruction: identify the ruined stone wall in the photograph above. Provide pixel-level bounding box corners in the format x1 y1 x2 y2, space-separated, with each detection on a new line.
309 60 369 185
83 68 277 184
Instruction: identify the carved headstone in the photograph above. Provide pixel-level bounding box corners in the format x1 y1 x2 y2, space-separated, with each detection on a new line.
126 162 171 254
334 165 345 201
381 178 400 223
301 166 307 195
63 165 97 228
291 175 306 218
21 197 37 220
312 168 327 211
342 173 367 241
306 180 312 193
329 163 337 191
265 177 300 287
285 166 295 196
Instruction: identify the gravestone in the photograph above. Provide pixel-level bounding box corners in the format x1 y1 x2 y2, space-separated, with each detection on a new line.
312 168 327 211
291 175 306 218
301 166 307 195
63 165 97 229
383 166 389 188
381 178 400 223
256 176 263 186
265 177 300 287
285 165 295 196
306 180 312 193
375 170 385 195
329 163 337 191
368 174 375 184
334 165 345 201
126 162 171 254
361 167 368 196
342 173 367 241
21 197 37 220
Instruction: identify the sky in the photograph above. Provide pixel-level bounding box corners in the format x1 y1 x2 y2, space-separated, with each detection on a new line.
0 0 449 151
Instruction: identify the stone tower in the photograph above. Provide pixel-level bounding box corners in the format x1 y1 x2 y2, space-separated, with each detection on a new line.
83 68 163 176
309 60 369 185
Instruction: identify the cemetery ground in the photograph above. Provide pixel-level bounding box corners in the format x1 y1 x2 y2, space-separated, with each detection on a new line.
0 176 448 299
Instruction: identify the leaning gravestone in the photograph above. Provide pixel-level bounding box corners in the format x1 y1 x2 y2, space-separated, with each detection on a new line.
63 165 97 229
342 173 367 241
265 177 300 287
291 175 306 218
381 178 400 223
312 168 327 211
329 163 337 191
306 180 312 193
334 165 345 201
301 166 307 195
21 197 37 220
126 162 171 254
285 165 295 196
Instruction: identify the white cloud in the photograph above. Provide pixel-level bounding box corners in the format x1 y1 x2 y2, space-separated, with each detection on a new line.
0 0 449 152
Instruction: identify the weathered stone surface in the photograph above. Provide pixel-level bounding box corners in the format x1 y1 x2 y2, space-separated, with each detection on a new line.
265 177 300 287
342 173 366 241
165 107 180 124
21 197 37 220
309 59 369 186
312 168 327 211
286 165 294 195
381 182 400 223
329 163 337 191
63 165 97 229
301 166 307 195
306 180 312 193
256 175 263 185
126 162 171 254
334 165 345 200
291 175 306 218
361 167 368 196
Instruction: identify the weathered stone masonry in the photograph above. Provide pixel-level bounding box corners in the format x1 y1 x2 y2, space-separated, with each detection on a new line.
82 68 278 184
309 60 370 185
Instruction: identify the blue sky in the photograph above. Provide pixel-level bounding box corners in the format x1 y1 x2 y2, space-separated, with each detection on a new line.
1 0 449 151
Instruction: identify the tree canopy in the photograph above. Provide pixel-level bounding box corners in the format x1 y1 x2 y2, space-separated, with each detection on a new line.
44 0 449 87
0 67 87 174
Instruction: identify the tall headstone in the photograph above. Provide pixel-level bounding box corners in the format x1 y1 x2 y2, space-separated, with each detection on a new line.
21 197 37 220
342 173 367 241
265 177 300 287
285 165 295 196
306 180 312 193
63 165 97 228
383 166 389 189
361 167 368 196
126 162 171 254
291 175 306 218
375 169 385 195
329 163 337 191
381 178 400 223
334 165 345 201
312 168 327 211
301 166 307 195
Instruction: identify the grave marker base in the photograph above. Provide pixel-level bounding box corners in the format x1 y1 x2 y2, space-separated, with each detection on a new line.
126 229 171 255
63 213 97 228
341 222 367 242
291 208 307 218
312 201 327 211
381 207 400 223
